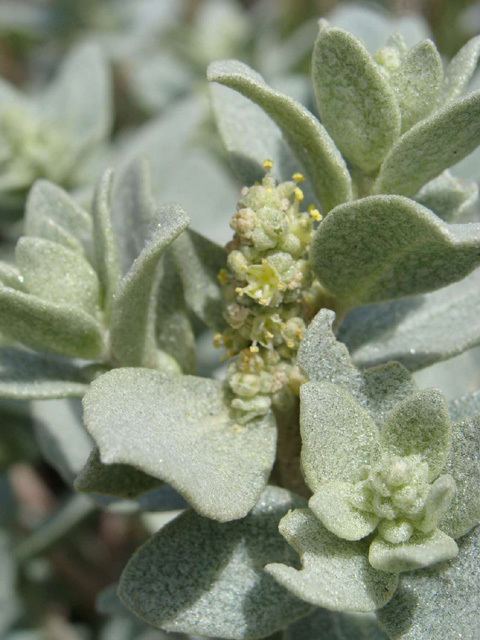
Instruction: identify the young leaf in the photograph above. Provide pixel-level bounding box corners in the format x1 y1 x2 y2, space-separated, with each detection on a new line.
442 35 480 104
16 237 100 315
0 285 105 359
440 415 480 539
312 24 401 172
311 195 480 308
83 368 277 522
390 40 443 132
25 180 93 258
170 229 226 330
74 448 160 499
266 509 398 612
92 169 120 315
380 390 451 480
0 348 88 399
207 60 352 212
118 487 312 640
374 91 480 196
300 381 379 490
416 171 478 222
378 527 480 639
109 204 189 367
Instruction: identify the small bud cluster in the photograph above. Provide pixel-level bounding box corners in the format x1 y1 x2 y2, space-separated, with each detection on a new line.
0 107 73 188
215 162 324 423
351 453 454 544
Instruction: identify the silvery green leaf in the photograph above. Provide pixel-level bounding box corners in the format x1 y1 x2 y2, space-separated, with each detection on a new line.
25 180 93 258
380 390 451 480
75 448 160 499
369 529 458 573
375 91 480 196
300 381 379 490
416 171 478 222
92 169 121 315
440 415 480 539
297 308 363 391
171 230 226 330
110 204 189 367
389 39 443 132
285 608 388 640
312 24 401 172
309 481 379 541
378 526 480 639
0 285 105 359
360 362 417 426
118 487 312 640
210 82 301 186
84 368 276 521
0 348 88 399
335 613 388 640
155 251 196 374
42 42 112 148
449 390 480 422
339 268 480 371
311 195 480 307
32 398 92 484
266 509 398 612
208 60 352 212
442 35 480 103
16 237 100 316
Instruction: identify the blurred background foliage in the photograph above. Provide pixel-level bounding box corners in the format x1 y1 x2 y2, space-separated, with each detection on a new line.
0 1 479 639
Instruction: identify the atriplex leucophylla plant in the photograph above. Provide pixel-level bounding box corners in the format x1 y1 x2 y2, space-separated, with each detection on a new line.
1 20 480 640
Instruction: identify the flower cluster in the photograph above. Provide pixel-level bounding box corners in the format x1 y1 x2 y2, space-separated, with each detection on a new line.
215 161 325 423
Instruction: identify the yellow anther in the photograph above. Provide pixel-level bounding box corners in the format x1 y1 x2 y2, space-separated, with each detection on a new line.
213 333 224 348
308 207 322 221
294 187 304 202
250 344 260 353
292 172 305 183
263 159 274 171
217 268 229 285
265 331 274 339
235 287 244 297
260 298 269 306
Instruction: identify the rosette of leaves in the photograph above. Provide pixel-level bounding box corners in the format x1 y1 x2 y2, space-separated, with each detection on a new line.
208 21 480 374
0 41 111 220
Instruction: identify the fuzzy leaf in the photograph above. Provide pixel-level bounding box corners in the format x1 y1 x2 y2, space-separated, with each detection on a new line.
312 24 400 172
266 509 398 612
300 381 379 490
92 169 120 315
360 362 417 426
42 42 112 147
449 390 480 422
390 40 443 132
210 83 300 186
339 268 480 371
380 390 451 480
32 398 92 484
75 448 160 499
25 180 93 257
311 195 480 307
375 91 480 196
118 487 312 640
170 230 226 330
0 347 88 399
369 530 458 573
16 237 100 315
379 526 480 639
309 482 379 541
440 415 480 538
286 609 388 640
0 285 105 359
83 368 276 521
442 35 480 104
208 59 352 211
110 204 189 367
0 262 23 290
416 171 478 222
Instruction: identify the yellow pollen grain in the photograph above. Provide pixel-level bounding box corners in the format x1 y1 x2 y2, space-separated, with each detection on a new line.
309 207 322 221
263 159 273 170
250 344 259 353
294 187 304 202
235 287 244 297
292 172 305 183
